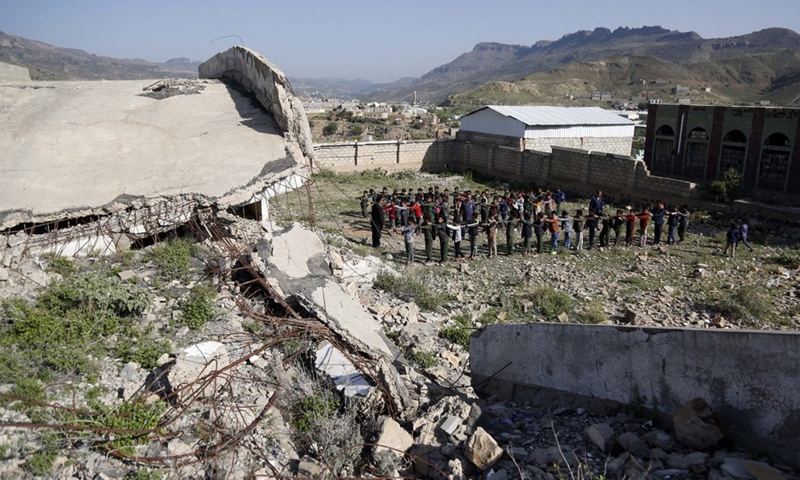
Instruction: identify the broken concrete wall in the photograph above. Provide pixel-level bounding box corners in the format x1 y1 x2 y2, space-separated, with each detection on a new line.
0 62 30 82
199 46 315 164
469 323 800 466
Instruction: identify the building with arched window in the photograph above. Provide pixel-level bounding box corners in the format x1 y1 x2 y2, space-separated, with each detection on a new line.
643 104 800 202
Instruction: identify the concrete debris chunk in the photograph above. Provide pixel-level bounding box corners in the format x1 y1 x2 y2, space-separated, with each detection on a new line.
624 308 652 325
673 398 724 449
440 415 462 436
721 458 789 480
314 340 372 397
297 455 325 478
618 431 650 459
464 427 503 470
586 423 615 452
169 341 228 389
374 416 413 459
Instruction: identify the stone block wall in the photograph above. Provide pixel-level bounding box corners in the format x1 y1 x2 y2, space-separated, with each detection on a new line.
198 46 314 162
469 323 800 467
526 136 633 156
313 140 450 172
451 132 696 204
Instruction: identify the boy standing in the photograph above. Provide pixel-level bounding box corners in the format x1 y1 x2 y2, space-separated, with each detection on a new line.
402 223 415 265
724 222 740 257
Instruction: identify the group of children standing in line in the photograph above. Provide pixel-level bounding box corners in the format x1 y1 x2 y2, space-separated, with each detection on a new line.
360 185 693 265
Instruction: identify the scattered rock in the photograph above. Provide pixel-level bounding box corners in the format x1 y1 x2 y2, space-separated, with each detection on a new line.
618 431 650 459
586 423 615 452
673 398 724 449
464 427 503 470
374 416 413 459
624 308 652 325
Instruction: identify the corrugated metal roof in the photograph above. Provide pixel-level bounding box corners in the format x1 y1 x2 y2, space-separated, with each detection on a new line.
465 106 635 127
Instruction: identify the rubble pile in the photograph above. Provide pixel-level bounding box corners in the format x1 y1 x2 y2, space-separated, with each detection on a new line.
0 217 797 479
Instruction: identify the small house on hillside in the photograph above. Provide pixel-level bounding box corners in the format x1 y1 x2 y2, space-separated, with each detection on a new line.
458 105 635 156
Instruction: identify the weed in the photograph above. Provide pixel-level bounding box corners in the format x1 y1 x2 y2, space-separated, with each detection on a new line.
147 239 196 282
712 286 774 325
10 378 46 404
115 325 171 370
77 399 167 455
46 256 76 277
440 314 472 348
409 349 437 368
0 444 10 460
373 271 448 311
26 451 56 476
129 469 171 480
178 283 217 330
292 394 341 433
576 303 609 324
527 285 573 319
770 249 800 269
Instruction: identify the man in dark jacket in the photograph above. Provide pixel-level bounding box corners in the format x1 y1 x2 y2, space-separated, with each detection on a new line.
371 196 385 248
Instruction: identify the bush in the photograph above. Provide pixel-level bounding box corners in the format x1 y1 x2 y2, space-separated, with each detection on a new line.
286 376 364 477
770 249 800 269
528 286 573 319
147 239 195 282
323 121 338 136
178 283 217 330
576 302 609 324
708 168 742 202
46 256 76 277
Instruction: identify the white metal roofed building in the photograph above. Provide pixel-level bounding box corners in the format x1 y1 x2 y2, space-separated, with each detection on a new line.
459 105 636 156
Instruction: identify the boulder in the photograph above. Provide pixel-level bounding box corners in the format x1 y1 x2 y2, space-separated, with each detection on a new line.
464 427 503 470
586 423 615 452
618 432 650 459
624 308 652 325
297 455 325 479
672 398 724 449
374 416 413 459
721 458 788 480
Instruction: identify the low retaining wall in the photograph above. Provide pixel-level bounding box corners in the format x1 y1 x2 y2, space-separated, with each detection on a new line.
454 131 697 204
313 139 452 172
199 46 314 162
469 323 800 466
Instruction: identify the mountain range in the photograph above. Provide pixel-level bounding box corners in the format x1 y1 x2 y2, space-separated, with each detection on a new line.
363 26 800 106
0 30 199 80
2 26 800 107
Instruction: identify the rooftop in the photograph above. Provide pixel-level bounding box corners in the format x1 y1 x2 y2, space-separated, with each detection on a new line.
467 105 636 127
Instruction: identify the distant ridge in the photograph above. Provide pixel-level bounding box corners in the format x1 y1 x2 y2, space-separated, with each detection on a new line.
362 26 800 104
0 30 200 80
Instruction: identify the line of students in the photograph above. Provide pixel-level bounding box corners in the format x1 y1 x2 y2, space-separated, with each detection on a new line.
361 186 691 264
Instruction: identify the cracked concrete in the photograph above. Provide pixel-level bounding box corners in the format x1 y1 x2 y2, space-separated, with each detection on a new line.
469 322 800 466
0 77 305 230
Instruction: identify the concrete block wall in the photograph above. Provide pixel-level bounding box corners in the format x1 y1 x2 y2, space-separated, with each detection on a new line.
527 136 633 157
313 140 448 172
198 46 314 162
470 323 800 467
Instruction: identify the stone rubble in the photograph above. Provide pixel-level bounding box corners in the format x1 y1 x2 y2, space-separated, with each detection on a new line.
0 215 798 479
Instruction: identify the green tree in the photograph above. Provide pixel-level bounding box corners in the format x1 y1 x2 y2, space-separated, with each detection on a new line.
350 125 364 137
708 168 742 202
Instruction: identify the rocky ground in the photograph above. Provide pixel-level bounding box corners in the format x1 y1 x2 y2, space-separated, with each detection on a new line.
0 170 798 479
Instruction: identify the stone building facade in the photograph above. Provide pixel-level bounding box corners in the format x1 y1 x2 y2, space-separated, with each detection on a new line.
644 104 800 200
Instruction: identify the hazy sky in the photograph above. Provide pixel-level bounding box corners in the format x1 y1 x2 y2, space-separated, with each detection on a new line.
1 0 798 83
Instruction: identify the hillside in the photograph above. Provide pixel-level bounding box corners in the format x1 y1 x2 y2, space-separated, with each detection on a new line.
364 26 800 104
0 30 200 80
444 52 800 107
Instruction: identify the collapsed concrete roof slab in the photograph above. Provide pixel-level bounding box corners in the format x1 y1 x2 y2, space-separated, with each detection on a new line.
0 79 303 230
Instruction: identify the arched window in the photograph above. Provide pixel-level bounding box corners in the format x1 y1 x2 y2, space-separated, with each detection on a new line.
656 125 675 136
764 133 790 147
758 133 791 189
684 127 709 169
723 130 747 143
653 125 675 169
719 130 747 176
